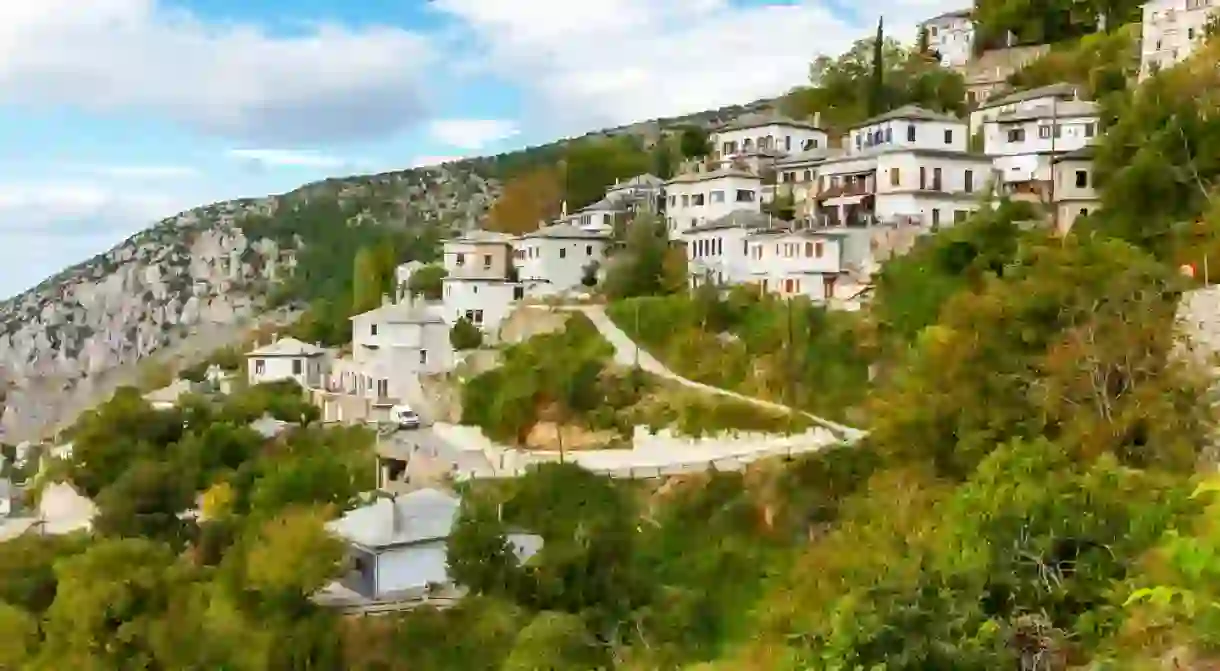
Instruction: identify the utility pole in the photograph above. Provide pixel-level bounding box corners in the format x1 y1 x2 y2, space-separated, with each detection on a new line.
1049 96 1059 233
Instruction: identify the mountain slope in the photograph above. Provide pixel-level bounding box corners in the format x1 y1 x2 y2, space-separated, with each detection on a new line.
0 98 779 442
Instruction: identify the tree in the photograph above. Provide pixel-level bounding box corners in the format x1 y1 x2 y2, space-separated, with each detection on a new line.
916 24 930 54
502 612 605 671
678 126 711 159
603 215 677 299
450 317 484 350
352 246 384 315
651 139 676 179
869 17 886 116
241 506 345 603
564 137 651 210
487 167 564 235
0 603 39 670
447 499 522 597
407 264 447 300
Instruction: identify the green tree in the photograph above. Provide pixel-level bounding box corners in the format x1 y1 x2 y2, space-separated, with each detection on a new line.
502 612 605 671
651 139 676 179
868 17 886 116
603 215 676 299
678 126 711 159
450 316 485 350
563 137 651 210
94 459 197 547
352 245 383 315
447 498 522 597
0 602 39 670
408 264 447 300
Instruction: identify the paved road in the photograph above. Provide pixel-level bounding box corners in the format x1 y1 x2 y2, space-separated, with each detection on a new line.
572 305 866 442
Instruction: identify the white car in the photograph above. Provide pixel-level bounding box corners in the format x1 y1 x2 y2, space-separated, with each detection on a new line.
391 405 421 430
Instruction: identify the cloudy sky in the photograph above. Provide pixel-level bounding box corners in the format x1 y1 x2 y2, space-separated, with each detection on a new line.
0 0 960 298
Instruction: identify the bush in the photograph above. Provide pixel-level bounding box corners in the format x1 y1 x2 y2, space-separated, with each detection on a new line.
450 317 484 350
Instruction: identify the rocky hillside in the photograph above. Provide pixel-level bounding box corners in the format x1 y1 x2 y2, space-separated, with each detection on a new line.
0 99 782 443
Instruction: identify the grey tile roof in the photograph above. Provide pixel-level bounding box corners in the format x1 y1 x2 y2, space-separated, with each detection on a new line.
609 173 664 189
247 337 326 357
1051 145 1096 162
577 197 629 213
355 301 445 325
774 148 832 167
815 146 989 168
717 111 823 132
666 168 758 185
448 230 516 244
522 223 611 240
993 99 1099 123
684 210 790 234
920 8 972 24
978 82 1081 110
328 488 460 549
853 105 962 128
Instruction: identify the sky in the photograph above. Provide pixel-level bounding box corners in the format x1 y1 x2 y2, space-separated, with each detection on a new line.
0 0 961 298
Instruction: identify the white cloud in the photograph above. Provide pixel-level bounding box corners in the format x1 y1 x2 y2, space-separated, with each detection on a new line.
226 149 349 169
0 0 436 143
428 119 520 149
433 0 964 132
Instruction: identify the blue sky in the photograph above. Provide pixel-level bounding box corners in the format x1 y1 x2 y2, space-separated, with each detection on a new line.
0 0 950 298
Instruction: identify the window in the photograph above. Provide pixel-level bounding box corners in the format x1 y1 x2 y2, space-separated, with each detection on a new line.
803 169 812 181
1085 122 1095 137
513 286 525 300
586 245 593 256
254 359 265 375
559 248 567 259
890 168 901 186
681 195 690 206
371 324 378 336
932 167 942 191
964 169 974 193
885 127 892 143
735 190 756 202
474 309 484 324
455 253 465 266
1075 170 1088 188
906 124 916 142
919 166 927 190
743 240 750 256
377 379 388 398
1080 208 1089 218
804 242 814 257
465 310 475 321
1038 125 1052 139
292 359 302 375
954 210 968 223
785 136 792 151
784 278 795 293
1007 128 1025 142
803 138 818 150
716 237 723 255
482 254 492 268
710 190 725 203
815 242 824 258
419 350 428 365
944 129 953 144
932 209 941 226
692 194 705 206
1189 27 1195 39
669 195 676 207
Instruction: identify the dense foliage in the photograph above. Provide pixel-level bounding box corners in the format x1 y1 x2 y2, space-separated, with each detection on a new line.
607 286 872 424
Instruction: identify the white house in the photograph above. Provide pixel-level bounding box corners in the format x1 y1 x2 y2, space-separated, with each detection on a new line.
665 169 763 240
335 295 453 403
1051 146 1101 233
684 210 789 287
245 337 327 389
440 230 522 339
1140 0 1216 79
920 8 975 68
513 224 612 296
982 99 1100 198
846 105 969 155
565 197 628 234
326 489 543 600
774 149 831 222
969 82 1083 135
143 378 196 410
605 173 665 213
711 112 828 163
815 106 993 228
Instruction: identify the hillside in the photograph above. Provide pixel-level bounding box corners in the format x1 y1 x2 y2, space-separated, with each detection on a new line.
0 99 778 443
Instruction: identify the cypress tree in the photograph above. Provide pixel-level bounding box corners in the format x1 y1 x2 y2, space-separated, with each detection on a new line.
868 17 885 117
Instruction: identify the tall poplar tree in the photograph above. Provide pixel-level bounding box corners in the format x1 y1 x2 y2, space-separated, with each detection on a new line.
868 17 886 117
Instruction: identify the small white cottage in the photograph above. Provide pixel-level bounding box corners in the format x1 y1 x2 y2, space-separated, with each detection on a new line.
326 488 542 600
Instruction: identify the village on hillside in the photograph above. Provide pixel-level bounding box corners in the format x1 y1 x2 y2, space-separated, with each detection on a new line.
4 0 1220 630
